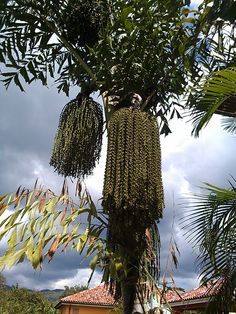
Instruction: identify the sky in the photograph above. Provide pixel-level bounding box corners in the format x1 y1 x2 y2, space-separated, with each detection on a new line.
0 79 235 292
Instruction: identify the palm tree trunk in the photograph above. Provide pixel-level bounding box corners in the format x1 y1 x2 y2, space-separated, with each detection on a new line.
121 277 137 314
119 244 147 314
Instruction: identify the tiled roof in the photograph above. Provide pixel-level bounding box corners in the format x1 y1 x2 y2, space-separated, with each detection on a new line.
165 280 223 303
59 284 115 306
57 280 223 309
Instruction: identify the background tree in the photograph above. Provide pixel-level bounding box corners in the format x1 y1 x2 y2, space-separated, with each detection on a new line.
0 0 234 313
0 272 6 288
0 274 57 314
61 284 87 298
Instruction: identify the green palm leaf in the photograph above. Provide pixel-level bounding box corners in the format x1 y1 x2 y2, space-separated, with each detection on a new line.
222 117 236 135
189 67 236 136
183 181 236 312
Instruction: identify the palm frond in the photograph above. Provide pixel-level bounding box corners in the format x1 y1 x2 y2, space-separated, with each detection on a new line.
222 117 236 134
183 181 236 311
206 272 236 313
189 67 236 136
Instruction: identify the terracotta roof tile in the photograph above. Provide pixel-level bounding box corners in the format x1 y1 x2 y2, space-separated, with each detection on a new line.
165 280 223 303
58 280 223 308
60 284 115 306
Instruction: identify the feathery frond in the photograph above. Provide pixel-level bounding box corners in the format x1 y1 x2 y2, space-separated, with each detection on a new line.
183 181 236 312
222 117 236 135
189 67 236 136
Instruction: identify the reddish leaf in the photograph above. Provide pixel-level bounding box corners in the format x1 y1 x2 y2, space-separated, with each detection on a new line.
38 192 46 212
59 207 67 224
48 234 60 261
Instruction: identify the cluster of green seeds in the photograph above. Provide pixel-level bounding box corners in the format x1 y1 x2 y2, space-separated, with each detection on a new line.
103 108 164 233
61 0 108 46
50 94 103 178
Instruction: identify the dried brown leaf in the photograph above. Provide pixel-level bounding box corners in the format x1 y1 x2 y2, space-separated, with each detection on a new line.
38 192 46 212
59 207 67 224
48 234 60 261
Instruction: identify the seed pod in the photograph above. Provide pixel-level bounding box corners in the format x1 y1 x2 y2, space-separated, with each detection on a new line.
61 0 108 46
50 94 103 178
103 108 164 233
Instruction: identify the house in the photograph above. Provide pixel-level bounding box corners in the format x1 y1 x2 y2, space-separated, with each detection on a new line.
55 284 116 314
55 281 236 314
164 280 236 314
55 283 161 313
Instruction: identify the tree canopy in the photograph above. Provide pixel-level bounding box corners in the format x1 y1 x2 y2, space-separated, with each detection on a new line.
0 274 57 314
0 0 222 135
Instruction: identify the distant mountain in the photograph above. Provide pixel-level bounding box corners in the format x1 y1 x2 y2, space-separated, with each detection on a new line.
3 285 77 305
39 289 64 304
40 289 64 293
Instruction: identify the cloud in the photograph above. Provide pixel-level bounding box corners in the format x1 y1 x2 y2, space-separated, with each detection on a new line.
53 269 102 290
1 248 99 290
191 0 203 8
0 81 235 293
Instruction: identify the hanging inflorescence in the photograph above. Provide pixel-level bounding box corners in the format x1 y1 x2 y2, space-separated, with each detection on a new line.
61 0 108 47
50 94 103 178
103 108 164 233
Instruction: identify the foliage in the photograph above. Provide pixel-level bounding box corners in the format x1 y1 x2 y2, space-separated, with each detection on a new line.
113 300 123 313
60 284 87 298
40 289 64 304
0 272 6 288
50 94 103 178
203 0 236 23
0 282 57 314
0 181 106 270
0 0 215 135
185 6 236 309
0 180 162 313
222 117 236 135
183 182 236 313
189 67 236 136
187 0 236 136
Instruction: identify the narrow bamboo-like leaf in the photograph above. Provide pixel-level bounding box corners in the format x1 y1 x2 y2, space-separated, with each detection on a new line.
45 197 56 213
8 227 17 247
89 254 99 270
48 234 60 261
13 74 24 91
19 67 29 82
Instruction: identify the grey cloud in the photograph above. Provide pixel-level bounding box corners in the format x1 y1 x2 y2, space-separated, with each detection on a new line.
0 83 235 292
1 248 95 289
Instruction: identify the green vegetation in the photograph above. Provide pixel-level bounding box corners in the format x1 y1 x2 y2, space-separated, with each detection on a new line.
40 289 64 304
60 284 87 297
184 182 236 313
184 2 236 312
0 275 57 314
